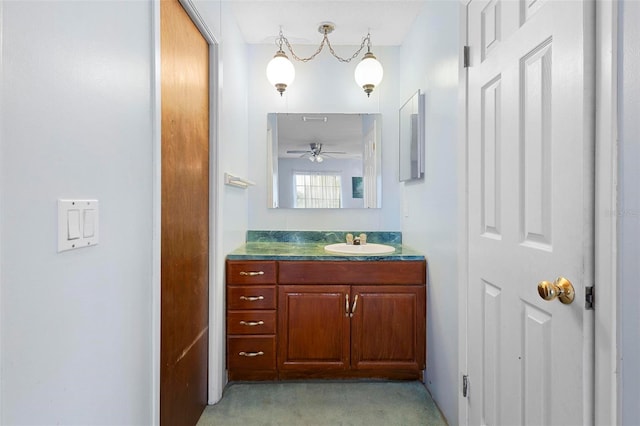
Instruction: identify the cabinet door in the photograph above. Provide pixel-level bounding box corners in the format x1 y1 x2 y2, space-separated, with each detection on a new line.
351 285 426 370
278 285 351 371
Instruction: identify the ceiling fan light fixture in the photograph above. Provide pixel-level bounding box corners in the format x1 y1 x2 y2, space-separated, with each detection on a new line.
287 142 344 162
267 24 383 97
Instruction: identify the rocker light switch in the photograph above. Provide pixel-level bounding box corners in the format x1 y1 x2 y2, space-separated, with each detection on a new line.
83 209 96 238
67 210 81 240
58 199 99 252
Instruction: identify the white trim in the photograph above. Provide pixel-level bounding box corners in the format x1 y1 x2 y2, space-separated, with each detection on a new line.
150 0 161 424
594 1 619 424
207 40 224 407
0 0 4 421
457 1 470 425
180 0 217 45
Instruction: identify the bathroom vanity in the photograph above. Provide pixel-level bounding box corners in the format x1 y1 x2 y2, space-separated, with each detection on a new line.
226 231 426 382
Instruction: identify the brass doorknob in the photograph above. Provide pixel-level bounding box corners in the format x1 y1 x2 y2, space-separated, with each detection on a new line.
537 277 575 304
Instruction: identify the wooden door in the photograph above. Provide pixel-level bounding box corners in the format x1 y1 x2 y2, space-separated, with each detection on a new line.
351 285 425 371
465 0 594 424
278 285 350 371
160 0 209 424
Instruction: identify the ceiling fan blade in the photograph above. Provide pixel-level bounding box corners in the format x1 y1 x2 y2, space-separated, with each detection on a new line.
286 150 310 154
322 151 347 154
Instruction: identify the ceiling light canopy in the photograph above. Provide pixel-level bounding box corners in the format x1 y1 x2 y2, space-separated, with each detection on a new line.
266 23 383 97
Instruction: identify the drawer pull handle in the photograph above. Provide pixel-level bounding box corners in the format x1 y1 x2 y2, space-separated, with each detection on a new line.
238 351 264 357
239 320 264 326
239 271 265 276
239 295 265 302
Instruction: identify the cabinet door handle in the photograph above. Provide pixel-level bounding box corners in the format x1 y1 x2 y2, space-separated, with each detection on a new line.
238 351 264 357
239 271 265 276
239 295 265 301
350 294 359 317
239 320 264 327
345 293 350 317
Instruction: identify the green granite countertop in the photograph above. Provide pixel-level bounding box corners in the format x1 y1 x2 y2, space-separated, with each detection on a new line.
226 231 425 261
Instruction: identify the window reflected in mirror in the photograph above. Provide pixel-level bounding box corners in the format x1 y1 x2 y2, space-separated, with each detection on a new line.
294 173 342 208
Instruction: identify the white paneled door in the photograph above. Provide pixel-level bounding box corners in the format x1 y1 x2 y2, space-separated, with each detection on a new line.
465 0 594 424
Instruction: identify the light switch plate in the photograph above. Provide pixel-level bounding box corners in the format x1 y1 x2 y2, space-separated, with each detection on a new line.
58 199 99 252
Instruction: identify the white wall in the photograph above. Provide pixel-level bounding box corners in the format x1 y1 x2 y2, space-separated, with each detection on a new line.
247 44 401 231
195 0 250 257
192 0 251 403
1 1 154 424
619 1 640 423
215 2 251 402
398 2 459 424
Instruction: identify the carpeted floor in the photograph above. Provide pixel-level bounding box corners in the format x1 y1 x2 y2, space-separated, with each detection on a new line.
196 380 448 426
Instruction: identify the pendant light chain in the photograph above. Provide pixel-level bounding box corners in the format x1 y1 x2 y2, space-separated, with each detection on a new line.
326 33 370 63
277 27 371 63
266 24 383 97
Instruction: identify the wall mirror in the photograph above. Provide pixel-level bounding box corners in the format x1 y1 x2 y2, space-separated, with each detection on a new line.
399 90 425 181
267 113 382 209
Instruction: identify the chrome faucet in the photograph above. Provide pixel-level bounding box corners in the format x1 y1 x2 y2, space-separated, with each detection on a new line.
346 233 367 245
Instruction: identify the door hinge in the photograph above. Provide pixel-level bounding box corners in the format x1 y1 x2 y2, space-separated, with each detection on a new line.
463 46 471 68
462 374 469 398
585 286 594 310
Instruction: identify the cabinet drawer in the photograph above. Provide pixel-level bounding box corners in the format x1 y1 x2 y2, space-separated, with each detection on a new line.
227 336 276 370
227 286 276 310
227 310 276 335
227 261 277 285
279 261 426 285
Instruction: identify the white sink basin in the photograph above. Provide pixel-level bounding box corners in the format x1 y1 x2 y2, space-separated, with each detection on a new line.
324 243 396 255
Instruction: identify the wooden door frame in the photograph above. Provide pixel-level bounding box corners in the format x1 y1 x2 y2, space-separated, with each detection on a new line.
152 1 220 423
457 0 619 424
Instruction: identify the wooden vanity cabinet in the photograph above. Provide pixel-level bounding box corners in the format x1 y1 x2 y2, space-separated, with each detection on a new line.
226 260 277 381
278 261 426 380
226 259 426 381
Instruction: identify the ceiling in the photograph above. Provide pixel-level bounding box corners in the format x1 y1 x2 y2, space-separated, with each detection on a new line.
276 113 365 160
229 0 428 46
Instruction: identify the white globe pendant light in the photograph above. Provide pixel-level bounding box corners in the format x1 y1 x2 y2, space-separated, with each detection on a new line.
354 51 383 97
266 50 295 96
266 24 383 97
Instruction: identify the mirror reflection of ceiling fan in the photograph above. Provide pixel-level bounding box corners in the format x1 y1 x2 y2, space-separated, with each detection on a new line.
286 142 346 163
